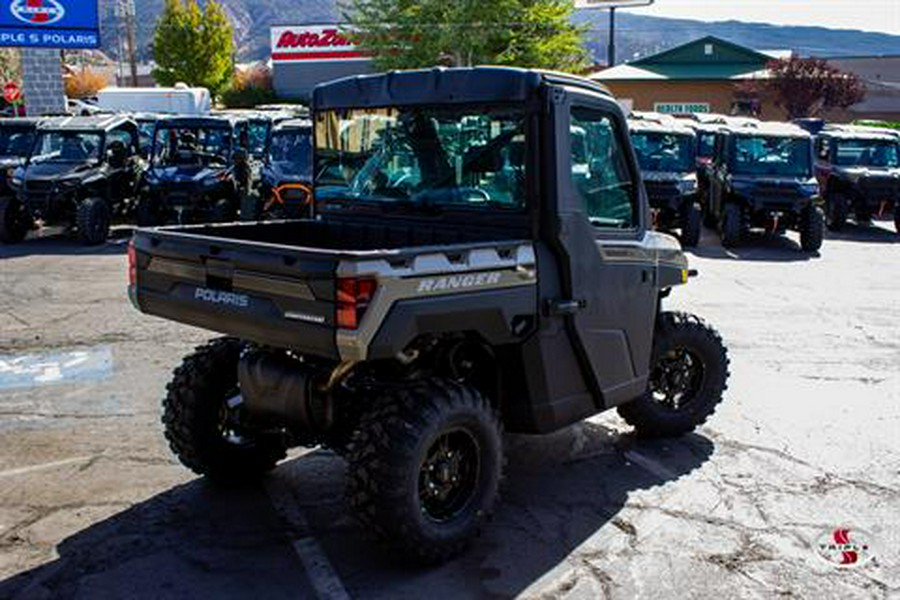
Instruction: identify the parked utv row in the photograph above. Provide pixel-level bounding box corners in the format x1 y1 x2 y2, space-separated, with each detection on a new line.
0 110 314 245
634 112 900 253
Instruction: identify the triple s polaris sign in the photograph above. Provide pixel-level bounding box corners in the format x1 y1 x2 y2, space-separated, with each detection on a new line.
0 0 100 49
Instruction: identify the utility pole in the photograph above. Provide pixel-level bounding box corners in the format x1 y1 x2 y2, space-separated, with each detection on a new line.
607 7 616 67
123 0 138 86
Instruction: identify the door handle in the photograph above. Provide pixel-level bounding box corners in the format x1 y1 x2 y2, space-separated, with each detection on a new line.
546 299 587 316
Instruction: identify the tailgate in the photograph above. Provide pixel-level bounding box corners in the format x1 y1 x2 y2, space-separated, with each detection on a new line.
131 229 340 359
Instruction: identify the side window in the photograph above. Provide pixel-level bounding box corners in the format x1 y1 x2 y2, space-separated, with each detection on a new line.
570 107 636 230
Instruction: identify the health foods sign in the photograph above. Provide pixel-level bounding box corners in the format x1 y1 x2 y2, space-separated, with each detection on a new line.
0 0 100 49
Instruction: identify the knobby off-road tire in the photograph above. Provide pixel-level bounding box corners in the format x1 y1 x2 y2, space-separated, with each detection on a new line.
346 379 503 565
799 205 825 253
826 192 848 231
76 197 110 245
680 202 702 248
618 312 729 438
0 196 31 243
163 337 286 485
720 203 742 248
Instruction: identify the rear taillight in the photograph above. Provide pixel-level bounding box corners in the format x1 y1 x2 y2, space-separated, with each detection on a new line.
127 239 136 287
336 277 377 330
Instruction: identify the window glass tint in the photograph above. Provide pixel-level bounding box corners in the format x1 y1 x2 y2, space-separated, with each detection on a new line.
315 107 526 211
731 135 811 177
31 131 103 163
834 140 899 168
268 129 312 178
0 127 35 158
248 120 270 157
152 126 232 167
570 107 636 229
697 133 716 160
107 129 134 155
630 131 695 172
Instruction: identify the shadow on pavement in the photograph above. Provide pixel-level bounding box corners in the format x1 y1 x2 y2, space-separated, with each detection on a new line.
824 221 899 245
0 423 714 599
0 228 132 259
0 481 311 600
689 230 817 263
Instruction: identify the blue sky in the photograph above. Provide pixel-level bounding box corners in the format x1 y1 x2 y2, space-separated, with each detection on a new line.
612 0 900 35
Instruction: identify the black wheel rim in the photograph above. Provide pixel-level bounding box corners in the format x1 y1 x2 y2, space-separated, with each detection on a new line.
418 429 480 523
649 347 706 411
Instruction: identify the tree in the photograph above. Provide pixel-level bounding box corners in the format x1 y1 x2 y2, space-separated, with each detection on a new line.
64 67 109 99
152 0 235 97
344 0 589 73
764 57 866 119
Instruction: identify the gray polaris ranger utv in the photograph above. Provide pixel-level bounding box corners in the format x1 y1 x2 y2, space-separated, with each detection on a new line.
129 68 729 564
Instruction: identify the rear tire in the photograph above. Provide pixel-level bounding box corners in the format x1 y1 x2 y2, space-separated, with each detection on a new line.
75 197 110 245
855 205 872 225
799 205 824 253
0 196 31 243
618 312 729 438
720 203 742 248
680 202 702 248
162 338 286 484
346 379 503 564
825 192 847 231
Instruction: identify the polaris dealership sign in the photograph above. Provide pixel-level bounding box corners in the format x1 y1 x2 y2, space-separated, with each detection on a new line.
0 0 100 49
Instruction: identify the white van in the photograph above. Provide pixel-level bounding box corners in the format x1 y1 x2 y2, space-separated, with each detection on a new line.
96 85 211 115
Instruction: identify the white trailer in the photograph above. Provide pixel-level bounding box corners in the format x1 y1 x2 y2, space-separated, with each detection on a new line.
96 85 211 115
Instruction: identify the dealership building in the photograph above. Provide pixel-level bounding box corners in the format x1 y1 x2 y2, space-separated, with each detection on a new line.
271 24 373 100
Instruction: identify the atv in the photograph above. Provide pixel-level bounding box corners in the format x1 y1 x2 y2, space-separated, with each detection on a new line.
4 115 143 245
129 67 730 564
252 118 313 220
0 118 41 243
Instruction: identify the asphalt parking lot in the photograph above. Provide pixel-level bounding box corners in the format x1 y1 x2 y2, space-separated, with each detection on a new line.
0 223 898 599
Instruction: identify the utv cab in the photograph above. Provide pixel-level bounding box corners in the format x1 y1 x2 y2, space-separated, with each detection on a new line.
815 125 900 233
3 115 143 244
628 115 701 246
254 118 313 220
708 122 823 252
137 115 251 226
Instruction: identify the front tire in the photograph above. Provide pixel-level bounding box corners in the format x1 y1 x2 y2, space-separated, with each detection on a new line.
720 203 742 248
680 202 702 248
346 379 503 564
826 192 847 231
799 205 824 253
76 197 110 245
163 338 286 484
618 312 729 438
0 197 31 243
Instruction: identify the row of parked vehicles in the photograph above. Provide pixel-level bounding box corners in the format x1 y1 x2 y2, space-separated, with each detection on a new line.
627 112 900 253
0 109 313 244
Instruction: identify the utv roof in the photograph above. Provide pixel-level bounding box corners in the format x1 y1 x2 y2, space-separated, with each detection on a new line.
272 118 312 132
155 115 244 128
0 117 42 128
313 67 614 110
727 121 811 139
37 114 134 131
628 117 696 136
819 124 900 142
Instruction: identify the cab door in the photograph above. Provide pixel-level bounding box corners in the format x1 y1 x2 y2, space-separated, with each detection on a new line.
544 89 659 409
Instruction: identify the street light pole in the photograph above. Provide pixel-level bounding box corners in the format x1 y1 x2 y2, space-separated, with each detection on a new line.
607 7 616 67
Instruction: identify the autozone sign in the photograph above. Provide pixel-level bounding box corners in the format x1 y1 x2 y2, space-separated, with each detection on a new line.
271 25 367 62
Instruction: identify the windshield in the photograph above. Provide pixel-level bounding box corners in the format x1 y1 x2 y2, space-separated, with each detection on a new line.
152 126 231 167
136 120 155 151
0 126 36 159
834 139 899 168
630 131 695 172
268 129 312 178
697 132 716 160
731 135 811 177
315 106 527 211
248 120 271 158
31 131 103 164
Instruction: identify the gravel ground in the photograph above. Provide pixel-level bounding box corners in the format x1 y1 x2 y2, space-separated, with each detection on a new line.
0 222 898 599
